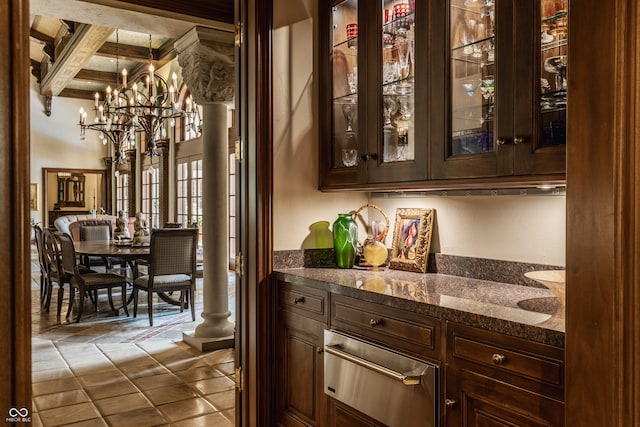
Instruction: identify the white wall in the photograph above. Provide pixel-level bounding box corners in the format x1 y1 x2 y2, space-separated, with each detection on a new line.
272 0 566 266
273 0 367 251
30 76 107 226
370 194 565 266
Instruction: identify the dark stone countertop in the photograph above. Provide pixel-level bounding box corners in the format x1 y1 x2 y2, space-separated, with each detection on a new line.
274 267 565 348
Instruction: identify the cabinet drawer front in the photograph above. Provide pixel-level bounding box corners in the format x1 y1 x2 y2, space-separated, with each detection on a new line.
331 294 440 361
279 282 328 322
452 336 562 386
447 322 564 400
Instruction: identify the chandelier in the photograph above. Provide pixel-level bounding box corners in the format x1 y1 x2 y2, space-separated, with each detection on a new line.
79 31 200 164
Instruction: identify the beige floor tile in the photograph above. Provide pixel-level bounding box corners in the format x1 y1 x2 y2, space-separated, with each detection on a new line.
175 365 226 383
132 372 183 391
93 392 153 416
31 270 237 426
158 397 215 422
34 389 91 411
32 376 82 397
32 367 75 383
144 384 198 405
204 390 235 411
83 379 139 401
172 411 234 427
31 411 43 427
211 361 235 376
105 407 169 427
38 402 100 427
221 408 236 424
76 370 128 388
190 376 235 395
59 418 108 427
118 360 171 378
201 348 235 365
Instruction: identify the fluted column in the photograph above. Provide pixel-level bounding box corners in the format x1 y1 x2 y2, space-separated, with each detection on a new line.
176 27 235 351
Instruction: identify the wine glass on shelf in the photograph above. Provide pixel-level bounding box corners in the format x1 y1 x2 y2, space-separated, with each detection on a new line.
480 75 495 118
462 78 480 97
341 98 358 167
544 55 567 91
396 35 411 79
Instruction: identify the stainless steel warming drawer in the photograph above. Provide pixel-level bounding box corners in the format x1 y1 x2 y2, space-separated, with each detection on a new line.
324 329 439 427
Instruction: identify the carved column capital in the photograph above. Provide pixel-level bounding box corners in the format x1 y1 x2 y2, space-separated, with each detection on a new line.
175 27 235 105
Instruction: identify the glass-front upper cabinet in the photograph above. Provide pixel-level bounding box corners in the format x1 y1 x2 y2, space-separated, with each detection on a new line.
330 0 359 171
321 0 427 189
432 0 568 180
450 0 495 157
381 0 415 163
540 0 567 148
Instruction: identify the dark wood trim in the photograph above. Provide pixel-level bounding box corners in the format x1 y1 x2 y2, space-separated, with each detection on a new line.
74 69 118 85
0 0 31 415
41 168 108 227
58 88 97 100
237 0 274 424
111 0 234 24
97 41 159 62
566 0 639 425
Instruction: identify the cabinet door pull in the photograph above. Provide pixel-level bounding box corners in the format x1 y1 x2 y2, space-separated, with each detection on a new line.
497 137 507 145
514 136 525 145
293 296 305 304
369 318 381 327
316 347 324 354
445 398 456 408
492 353 506 364
360 153 379 161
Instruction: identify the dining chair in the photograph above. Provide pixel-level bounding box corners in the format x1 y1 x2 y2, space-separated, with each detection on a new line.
132 228 198 326
78 219 119 269
55 232 129 323
33 225 49 305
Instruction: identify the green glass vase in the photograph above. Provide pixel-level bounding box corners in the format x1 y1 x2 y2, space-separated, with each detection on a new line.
333 213 358 268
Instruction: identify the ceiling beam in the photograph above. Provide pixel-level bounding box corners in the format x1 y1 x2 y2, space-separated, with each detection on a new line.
58 87 98 100
74 69 118 85
96 41 158 62
29 28 54 44
94 0 234 24
40 23 114 96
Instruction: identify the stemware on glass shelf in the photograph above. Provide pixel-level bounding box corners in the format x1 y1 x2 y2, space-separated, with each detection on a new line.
341 99 358 167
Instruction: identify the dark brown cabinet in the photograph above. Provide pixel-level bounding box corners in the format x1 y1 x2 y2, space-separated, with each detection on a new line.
320 0 568 190
273 275 565 426
444 322 564 426
275 281 328 427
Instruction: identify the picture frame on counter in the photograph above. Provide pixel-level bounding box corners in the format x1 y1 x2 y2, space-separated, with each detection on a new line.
389 208 434 273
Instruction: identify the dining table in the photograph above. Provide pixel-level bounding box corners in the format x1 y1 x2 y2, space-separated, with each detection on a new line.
73 240 187 308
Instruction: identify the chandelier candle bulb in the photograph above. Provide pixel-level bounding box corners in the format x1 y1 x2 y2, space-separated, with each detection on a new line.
121 68 127 88
106 86 112 104
94 92 99 108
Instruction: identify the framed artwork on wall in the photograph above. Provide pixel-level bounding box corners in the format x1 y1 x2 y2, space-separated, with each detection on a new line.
29 183 38 211
389 208 435 273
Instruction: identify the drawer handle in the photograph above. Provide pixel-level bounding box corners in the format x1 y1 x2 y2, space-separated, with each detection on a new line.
369 318 382 327
325 344 421 385
492 353 506 365
293 296 305 304
445 398 456 408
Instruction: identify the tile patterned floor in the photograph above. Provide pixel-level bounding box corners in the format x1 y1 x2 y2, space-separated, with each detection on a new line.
30 247 236 426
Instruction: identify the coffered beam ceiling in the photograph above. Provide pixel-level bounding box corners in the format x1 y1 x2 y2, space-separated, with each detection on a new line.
30 0 234 100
